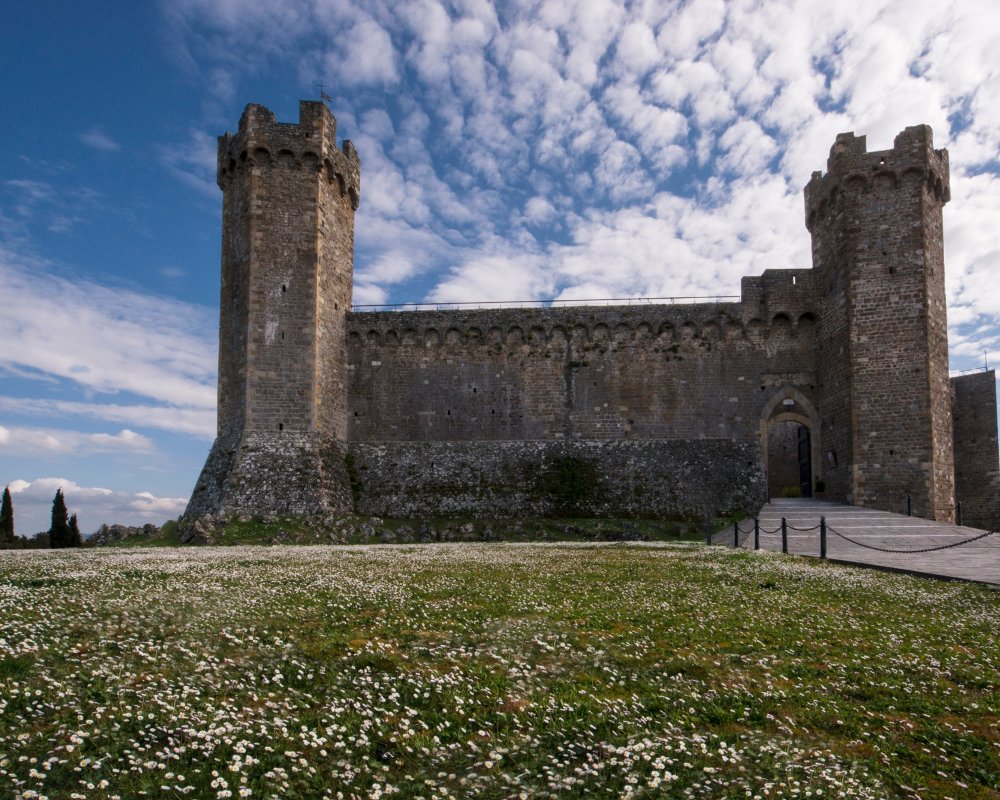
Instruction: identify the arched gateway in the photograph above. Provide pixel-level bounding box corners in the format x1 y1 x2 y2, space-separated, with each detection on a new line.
760 387 821 499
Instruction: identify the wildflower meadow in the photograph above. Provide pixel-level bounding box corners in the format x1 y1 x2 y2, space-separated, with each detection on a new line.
0 542 997 799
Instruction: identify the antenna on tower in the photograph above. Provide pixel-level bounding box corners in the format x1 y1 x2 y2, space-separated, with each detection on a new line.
316 82 333 105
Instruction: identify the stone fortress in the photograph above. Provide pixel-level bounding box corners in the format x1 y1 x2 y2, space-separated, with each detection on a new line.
184 100 1000 529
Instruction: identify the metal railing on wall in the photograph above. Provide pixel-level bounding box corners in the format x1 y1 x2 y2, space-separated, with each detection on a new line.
352 295 741 312
949 365 992 377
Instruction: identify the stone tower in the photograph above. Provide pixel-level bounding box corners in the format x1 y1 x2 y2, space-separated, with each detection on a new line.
805 126 953 520
184 101 361 519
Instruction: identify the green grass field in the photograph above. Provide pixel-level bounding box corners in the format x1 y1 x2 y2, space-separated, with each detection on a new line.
0 542 997 799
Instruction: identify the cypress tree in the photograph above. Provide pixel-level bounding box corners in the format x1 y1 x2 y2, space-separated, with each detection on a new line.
49 489 70 549
68 513 83 548
0 486 13 546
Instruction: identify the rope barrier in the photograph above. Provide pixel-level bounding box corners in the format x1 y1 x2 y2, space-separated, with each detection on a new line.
727 512 996 557
826 525 995 554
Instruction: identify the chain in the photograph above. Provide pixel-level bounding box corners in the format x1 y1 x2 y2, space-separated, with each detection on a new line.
786 523 822 532
827 525 995 554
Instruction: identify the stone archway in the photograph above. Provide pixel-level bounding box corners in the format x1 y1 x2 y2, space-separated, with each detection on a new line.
759 387 822 499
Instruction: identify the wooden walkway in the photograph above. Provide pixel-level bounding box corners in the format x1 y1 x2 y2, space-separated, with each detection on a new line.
716 498 1000 586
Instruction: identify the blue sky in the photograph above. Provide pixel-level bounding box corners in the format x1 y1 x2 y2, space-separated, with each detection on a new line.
2 0 999 535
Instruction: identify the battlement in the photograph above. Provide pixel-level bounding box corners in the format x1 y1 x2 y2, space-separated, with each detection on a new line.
216 101 360 208
347 294 821 349
804 125 949 230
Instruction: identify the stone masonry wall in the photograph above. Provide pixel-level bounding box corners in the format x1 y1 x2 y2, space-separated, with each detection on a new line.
216 101 359 440
347 276 821 448
350 439 766 519
952 371 1000 529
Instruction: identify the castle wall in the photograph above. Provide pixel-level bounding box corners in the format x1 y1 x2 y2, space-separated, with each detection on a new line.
186 104 978 527
952 371 1000 529
346 286 820 447
350 439 765 519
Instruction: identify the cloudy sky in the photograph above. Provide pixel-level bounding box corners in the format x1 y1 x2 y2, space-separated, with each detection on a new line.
1 0 999 535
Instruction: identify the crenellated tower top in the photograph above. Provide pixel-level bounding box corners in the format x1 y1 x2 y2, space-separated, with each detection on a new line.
216 100 360 209
804 125 949 232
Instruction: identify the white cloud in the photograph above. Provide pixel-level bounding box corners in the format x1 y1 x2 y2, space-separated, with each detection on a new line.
323 17 399 85
524 196 557 225
718 119 778 175
79 128 121 153
0 397 215 439
614 21 660 77
0 426 153 455
602 82 688 170
427 255 553 304
595 140 653 202
160 128 219 197
0 249 216 411
657 0 726 60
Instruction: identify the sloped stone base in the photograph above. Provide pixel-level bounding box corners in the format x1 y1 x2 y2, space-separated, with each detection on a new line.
183 432 353 520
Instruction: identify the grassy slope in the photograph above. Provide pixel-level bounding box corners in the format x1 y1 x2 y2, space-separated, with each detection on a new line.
0 543 997 799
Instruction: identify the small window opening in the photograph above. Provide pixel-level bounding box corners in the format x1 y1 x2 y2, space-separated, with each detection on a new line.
888 266 895 275
278 423 284 431
281 331 285 340
282 284 287 292
792 275 797 285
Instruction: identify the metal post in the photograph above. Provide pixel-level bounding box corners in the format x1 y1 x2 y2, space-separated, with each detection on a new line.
820 516 827 559
907 494 912 516
781 517 788 554
733 521 739 548
705 518 712 546
754 518 760 550
956 502 963 527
